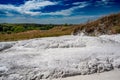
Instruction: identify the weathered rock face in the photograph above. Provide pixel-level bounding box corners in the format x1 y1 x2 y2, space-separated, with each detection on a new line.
0 34 120 80
0 42 15 51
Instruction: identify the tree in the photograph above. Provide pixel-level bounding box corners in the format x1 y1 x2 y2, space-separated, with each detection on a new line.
14 26 25 33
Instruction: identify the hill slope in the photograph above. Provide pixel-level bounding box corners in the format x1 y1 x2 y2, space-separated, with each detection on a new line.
0 13 120 41
0 26 74 41
73 13 120 35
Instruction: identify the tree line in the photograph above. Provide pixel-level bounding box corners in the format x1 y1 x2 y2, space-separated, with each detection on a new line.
0 24 55 34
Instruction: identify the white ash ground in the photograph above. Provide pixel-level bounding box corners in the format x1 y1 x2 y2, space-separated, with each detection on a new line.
0 34 120 80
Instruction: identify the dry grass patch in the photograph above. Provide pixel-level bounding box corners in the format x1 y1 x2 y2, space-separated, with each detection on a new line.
0 26 74 41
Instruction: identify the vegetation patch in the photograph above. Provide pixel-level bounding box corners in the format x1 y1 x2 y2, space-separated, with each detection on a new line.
0 13 120 41
0 26 74 41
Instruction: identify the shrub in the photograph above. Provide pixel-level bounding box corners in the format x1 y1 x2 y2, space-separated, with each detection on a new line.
14 26 25 33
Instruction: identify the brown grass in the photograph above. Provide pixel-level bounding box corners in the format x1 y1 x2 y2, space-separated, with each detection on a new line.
1 13 120 41
73 13 120 35
0 26 75 41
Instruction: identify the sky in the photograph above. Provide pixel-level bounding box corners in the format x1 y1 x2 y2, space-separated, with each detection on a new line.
0 0 120 24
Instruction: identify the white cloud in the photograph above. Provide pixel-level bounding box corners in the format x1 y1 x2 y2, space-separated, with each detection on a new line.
98 0 109 4
0 4 17 10
0 1 90 16
101 0 114 5
95 0 114 6
0 0 57 16
41 2 89 16
19 0 56 15
72 1 89 5
72 2 81 5
41 7 75 16
102 0 109 3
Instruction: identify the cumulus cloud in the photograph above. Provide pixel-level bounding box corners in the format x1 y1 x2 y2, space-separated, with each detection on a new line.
0 0 90 16
0 0 57 16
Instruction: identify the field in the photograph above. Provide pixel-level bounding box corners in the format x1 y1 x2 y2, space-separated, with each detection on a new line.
0 26 75 41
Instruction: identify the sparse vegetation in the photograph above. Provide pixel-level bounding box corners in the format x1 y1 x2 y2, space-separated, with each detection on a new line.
73 13 120 35
0 24 55 34
0 26 74 41
0 13 120 41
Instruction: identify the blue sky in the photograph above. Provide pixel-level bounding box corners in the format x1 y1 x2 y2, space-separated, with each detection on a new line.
0 0 120 24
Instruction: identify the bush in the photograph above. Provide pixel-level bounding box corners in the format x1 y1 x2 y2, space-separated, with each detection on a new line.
14 26 25 33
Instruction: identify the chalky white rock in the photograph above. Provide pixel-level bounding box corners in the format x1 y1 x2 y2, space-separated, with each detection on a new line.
0 34 120 80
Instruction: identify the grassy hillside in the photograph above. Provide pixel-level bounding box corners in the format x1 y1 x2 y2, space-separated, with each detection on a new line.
0 26 74 41
0 13 120 41
73 13 120 36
